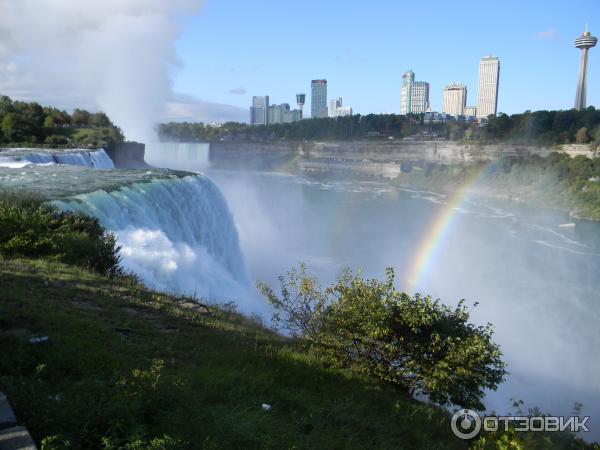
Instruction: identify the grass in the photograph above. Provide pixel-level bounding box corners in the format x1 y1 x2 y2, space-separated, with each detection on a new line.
0 258 596 449
0 258 463 449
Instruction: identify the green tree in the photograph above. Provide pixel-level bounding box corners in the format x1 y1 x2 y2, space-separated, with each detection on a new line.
72 109 92 127
43 115 56 129
258 266 506 410
1 112 17 142
0 95 13 117
89 112 112 128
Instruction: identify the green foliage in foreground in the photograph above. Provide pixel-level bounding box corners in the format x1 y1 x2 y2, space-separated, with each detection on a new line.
0 259 596 449
0 191 121 276
0 259 463 449
258 266 506 411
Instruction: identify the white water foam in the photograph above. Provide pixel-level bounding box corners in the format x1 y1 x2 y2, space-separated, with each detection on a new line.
53 174 266 315
0 149 114 169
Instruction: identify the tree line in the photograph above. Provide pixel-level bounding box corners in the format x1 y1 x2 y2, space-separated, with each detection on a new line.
158 107 600 147
0 94 124 148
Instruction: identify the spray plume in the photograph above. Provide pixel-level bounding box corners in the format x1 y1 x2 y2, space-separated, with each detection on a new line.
0 0 203 142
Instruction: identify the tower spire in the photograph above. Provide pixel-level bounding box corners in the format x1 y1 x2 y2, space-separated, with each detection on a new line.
574 26 597 109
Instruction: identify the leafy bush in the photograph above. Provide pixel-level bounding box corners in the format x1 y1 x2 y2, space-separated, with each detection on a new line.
258 266 507 410
0 191 122 276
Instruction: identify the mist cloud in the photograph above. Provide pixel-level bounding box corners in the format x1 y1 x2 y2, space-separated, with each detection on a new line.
164 93 248 123
0 0 204 142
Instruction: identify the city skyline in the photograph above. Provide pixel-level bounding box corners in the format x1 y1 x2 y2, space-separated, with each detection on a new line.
165 0 599 123
0 1 598 124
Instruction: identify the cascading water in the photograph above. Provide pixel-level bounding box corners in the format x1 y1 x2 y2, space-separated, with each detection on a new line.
52 149 115 169
145 142 210 171
53 174 265 314
0 149 114 169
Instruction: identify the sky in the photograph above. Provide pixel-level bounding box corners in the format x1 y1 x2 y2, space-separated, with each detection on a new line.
0 0 599 129
171 0 600 121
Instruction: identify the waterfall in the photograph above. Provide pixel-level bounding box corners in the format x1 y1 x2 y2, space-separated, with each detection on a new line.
145 142 210 171
88 149 116 169
53 174 265 314
0 149 115 169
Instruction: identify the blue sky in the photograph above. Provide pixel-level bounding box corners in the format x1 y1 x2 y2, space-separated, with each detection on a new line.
172 0 600 120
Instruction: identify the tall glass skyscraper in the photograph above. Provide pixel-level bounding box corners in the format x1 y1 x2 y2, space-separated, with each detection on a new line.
311 80 328 118
250 96 269 125
476 56 500 118
400 70 429 114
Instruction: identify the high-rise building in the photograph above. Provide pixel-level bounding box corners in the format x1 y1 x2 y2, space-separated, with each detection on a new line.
476 56 500 118
442 83 467 116
400 70 414 114
574 26 597 110
311 79 328 118
250 96 269 125
400 70 429 114
269 103 302 124
410 82 430 114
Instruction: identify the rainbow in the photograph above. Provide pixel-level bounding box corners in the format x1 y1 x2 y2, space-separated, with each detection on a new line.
404 163 492 293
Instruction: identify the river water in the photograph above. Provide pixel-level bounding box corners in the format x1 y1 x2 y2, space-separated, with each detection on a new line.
145 142 600 438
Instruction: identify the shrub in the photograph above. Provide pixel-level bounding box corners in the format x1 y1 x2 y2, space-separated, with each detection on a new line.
258 266 507 410
0 191 122 276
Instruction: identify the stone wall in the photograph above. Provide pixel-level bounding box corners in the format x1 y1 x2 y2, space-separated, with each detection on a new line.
211 140 596 166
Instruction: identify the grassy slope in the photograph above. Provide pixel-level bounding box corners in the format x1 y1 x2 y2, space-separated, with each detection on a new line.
0 258 462 450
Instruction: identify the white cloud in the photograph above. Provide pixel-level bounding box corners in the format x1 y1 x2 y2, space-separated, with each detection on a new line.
228 87 247 95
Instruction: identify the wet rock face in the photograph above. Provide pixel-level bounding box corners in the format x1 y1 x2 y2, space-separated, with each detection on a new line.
106 142 151 169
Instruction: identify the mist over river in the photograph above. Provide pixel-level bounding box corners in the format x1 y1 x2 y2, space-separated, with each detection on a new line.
146 142 600 439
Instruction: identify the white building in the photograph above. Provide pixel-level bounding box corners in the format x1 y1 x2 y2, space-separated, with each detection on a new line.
401 70 429 114
269 103 302 124
329 98 342 117
336 106 353 117
476 56 500 118
442 83 467 116
329 97 352 117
